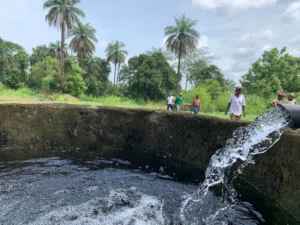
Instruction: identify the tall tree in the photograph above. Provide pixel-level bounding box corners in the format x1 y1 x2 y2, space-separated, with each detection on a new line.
29 45 50 66
82 56 111 96
69 23 98 66
181 47 216 90
44 0 85 92
190 63 225 87
164 14 200 92
0 38 29 88
241 47 300 97
105 40 128 89
224 78 236 93
49 40 68 60
119 52 176 100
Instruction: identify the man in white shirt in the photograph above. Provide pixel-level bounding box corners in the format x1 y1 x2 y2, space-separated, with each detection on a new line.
225 86 246 120
167 93 174 110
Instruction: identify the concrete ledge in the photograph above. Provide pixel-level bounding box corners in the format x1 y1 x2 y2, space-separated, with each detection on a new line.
0 104 299 218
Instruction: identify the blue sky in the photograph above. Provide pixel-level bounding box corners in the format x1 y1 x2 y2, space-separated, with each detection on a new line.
1 0 300 85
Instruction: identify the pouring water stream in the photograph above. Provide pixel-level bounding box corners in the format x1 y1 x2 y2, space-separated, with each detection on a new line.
180 106 292 224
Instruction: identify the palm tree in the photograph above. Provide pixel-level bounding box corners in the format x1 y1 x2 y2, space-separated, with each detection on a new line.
44 0 85 91
68 23 98 66
224 78 237 93
49 41 68 60
105 40 128 88
165 15 200 92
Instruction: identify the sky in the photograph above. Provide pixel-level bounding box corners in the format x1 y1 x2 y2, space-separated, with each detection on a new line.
1 0 300 85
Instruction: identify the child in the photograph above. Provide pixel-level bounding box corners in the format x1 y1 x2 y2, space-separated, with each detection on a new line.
192 94 201 114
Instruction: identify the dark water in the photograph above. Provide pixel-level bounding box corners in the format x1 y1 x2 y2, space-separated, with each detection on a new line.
0 152 299 225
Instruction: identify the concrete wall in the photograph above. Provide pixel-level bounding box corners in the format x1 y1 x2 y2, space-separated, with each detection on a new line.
0 104 299 218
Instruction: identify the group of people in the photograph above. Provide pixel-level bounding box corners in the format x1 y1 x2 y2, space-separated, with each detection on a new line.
167 93 183 111
225 87 298 121
167 86 298 121
269 92 298 108
167 92 202 114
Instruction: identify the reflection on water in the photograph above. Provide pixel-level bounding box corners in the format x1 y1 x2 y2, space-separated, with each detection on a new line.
0 154 298 225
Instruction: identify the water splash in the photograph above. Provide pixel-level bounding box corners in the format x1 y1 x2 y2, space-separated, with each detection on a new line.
180 107 292 224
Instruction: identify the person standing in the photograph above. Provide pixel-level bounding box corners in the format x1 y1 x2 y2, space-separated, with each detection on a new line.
167 93 174 110
192 94 201 114
270 91 285 108
175 93 183 111
284 93 298 105
225 86 246 120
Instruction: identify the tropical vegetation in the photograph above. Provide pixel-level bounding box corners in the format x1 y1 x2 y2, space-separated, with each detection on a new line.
0 0 300 120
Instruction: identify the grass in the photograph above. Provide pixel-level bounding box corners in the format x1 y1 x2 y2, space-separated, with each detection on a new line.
200 112 257 121
0 87 258 121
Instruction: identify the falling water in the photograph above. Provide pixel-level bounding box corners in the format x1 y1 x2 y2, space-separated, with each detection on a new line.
180 107 292 225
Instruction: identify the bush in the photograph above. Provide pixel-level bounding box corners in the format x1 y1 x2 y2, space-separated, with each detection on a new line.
215 92 230 112
65 64 86 97
245 95 269 115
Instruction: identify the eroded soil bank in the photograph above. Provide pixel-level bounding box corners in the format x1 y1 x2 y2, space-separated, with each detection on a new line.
0 104 299 218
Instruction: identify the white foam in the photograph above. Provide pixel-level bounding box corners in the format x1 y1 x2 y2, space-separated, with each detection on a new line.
31 189 165 225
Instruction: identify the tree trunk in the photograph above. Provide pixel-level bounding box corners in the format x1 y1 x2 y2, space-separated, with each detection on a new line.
60 23 66 93
117 63 121 85
114 62 117 90
177 39 182 93
185 72 189 90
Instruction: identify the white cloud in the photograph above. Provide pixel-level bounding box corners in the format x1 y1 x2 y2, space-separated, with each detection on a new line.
290 49 300 57
288 35 300 44
261 44 273 51
160 37 168 47
98 41 108 48
282 1 300 22
198 35 208 47
239 29 275 43
192 0 277 15
234 47 254 56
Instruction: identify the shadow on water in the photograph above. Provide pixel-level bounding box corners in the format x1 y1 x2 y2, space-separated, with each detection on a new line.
0 150 299 225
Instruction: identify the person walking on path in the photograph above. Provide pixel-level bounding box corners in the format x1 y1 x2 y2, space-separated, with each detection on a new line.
225 86 246 120
175 93 183 111
167 93 174 110
284 93 298 105
192 94 201 114
270 91 285 108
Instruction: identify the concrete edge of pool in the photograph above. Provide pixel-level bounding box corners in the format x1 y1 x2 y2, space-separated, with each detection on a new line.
0 103 299 219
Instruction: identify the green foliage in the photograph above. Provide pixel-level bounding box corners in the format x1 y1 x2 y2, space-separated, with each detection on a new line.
29 45 51 66
204 79 223 93
215 92 230 112
0 37 29 88
66 64 86 96
119 52 176 100
246 95 269 115
241 47 300 97
29 56 60 91
2 69 27 89
224 78 236 93
81 56 110 96
0 82 6 91
69 23 98 65
42 74 60 92
181 47 217 90
190 63 225 87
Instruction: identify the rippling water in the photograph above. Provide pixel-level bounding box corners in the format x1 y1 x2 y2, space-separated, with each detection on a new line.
0 155 298 225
